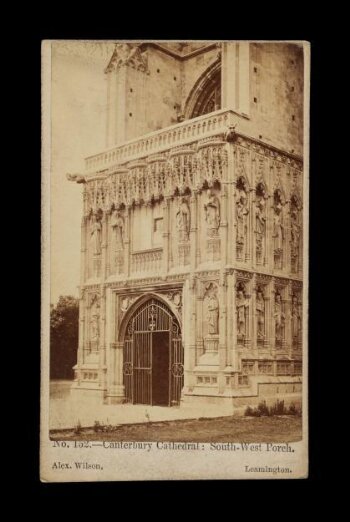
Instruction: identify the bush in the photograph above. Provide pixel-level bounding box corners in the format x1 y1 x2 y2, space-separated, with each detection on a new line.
244 400 302 417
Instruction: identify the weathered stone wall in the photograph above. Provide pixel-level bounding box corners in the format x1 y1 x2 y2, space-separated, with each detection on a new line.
249 43 304 156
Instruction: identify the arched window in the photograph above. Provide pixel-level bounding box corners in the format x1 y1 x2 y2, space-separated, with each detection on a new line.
184 61 221 119
191 70 221 118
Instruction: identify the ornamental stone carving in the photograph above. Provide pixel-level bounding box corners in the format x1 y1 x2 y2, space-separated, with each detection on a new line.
291 294 301 341
111 209 124 249
236 177 249 257
290 194 302 273
204 283 219 335
236 282 249 341
176 198 190 242
255 183 267 264
274 291 285 343
90 213 102 255
273 190 284 253
105 43 148 74
256 286 265 341
204 190 220 237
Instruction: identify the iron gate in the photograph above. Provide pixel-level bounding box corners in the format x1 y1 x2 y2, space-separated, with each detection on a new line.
123 298 184 406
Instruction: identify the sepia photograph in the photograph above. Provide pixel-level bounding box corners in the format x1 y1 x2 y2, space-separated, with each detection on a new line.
41 40 309 481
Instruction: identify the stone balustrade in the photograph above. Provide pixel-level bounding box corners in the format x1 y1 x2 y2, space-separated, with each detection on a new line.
131 248 163 274
85 109 236 172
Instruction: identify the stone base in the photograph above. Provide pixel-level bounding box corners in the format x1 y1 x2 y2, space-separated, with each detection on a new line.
70 383 106 404
105 385 126 405
181 377 302 415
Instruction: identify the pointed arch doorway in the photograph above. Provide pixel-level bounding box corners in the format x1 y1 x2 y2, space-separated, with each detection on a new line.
122 298 184 406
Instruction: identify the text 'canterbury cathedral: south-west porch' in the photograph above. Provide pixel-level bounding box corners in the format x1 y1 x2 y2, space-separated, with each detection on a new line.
68 41 304 410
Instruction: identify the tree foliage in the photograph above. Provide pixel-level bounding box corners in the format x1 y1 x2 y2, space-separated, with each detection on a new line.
50 296 79 379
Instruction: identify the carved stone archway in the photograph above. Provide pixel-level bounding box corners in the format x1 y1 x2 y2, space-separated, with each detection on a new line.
119 294 184 406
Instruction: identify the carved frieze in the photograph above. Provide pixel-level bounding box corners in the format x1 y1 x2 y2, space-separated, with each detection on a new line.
105 43 149 74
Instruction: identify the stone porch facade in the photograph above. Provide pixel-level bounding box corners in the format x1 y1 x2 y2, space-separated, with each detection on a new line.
68 42 304 409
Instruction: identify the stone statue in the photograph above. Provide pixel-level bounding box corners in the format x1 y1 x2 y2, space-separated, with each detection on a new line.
255 195 266 253
204 190 220 235
273 201 284 252
236 189 249 246
90 313 100 342
291 295 301 340
207 294 219 335
291 208 301 263
236 290 249 338
90 214 102 255
111 210 124 249
176 198 190 241
256 289 265 340
274 293 285 340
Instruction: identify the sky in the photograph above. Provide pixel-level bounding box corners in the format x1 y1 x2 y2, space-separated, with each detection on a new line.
50 41 115 304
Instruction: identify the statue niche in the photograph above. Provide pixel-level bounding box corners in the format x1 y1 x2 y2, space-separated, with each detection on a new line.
89 210 102 278
274 290 285 348
88 295 100 355
291 294 301 347
236 177 249 260
204 189 220 237
176 198 190 242
273 189 285 269
111 209 124 249
290 195 301 273
255 183 267 265
111 209 125 274
256 286 265 345
236 282 249 344
204 283 219 336
90 212 102 256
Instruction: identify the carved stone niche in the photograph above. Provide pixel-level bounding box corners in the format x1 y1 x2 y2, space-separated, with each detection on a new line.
291 293 302 350
290 194 302 274
89 209 103 278
110 207 125 274
236 281 250 346
273 288 285 349
273 189 285 270
204 189 221 262
235 177 249 261
255 182 268 266
204 283 219 336
256 285 266 347
86 293 100 361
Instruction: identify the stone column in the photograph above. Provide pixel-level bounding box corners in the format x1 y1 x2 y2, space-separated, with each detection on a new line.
221 42 250 115
183 276 197 395
264 278 272 350
190 191 198 271
162 196 170 275
99 286 107 390
226 142 235 266
267 185 274 273
80 216 87 285
124 205 131 277
218 270 227 393
220 185 228 265
251 187 257 269
270 277 276 356
76 292 85 384
285 281 293 357
101 212 108 281
108 341 125 402
251 274 257 351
